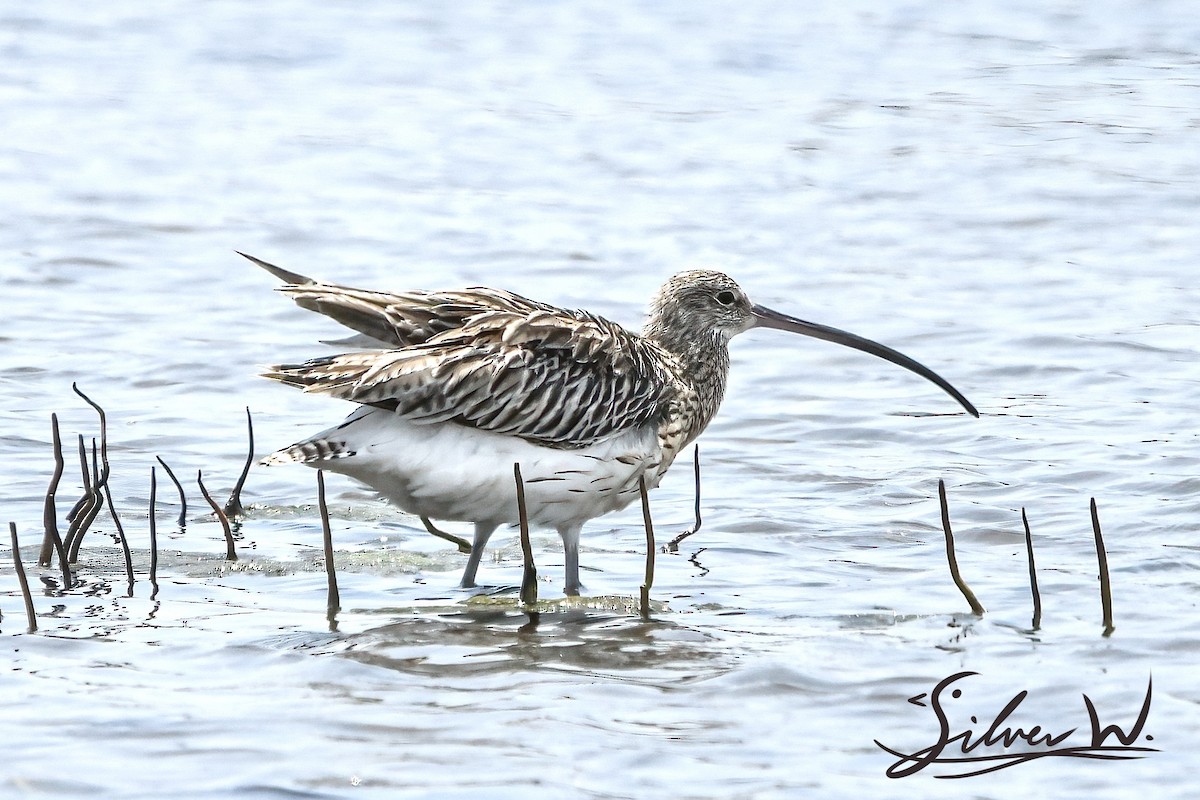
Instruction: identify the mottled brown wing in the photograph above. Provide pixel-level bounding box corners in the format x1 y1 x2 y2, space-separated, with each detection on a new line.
242 251 554 347
264 309 677 447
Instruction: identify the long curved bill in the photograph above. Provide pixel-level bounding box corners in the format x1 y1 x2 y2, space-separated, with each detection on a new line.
751 304 979 418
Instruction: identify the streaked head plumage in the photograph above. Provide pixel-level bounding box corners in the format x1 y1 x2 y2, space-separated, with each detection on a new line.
647 270 756 342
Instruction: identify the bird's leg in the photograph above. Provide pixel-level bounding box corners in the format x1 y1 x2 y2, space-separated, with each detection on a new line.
420 516 472 554
459 522 497 588
558 524 583 596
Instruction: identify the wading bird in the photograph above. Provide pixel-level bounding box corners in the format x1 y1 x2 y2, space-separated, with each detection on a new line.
246 253 977 595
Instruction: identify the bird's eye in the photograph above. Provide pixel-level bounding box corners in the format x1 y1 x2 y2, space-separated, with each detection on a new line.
715 290 737 306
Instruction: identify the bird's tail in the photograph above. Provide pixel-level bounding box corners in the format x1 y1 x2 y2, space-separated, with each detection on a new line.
260 437 356 466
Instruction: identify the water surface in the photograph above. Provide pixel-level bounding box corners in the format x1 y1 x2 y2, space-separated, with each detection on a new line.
2 2 1198 798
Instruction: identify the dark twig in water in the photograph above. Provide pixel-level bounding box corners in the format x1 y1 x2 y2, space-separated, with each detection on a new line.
38 414 70 588
1021 508 1041 630
155 456 187 528
638 474 656 621
938 479 985 616
65 385 114 562
9 522 38 633
514 463 537 608
317 470 340 626
79 437 105 533
223 406 254 518
66 437 106 563
1090 498 1114 636
102 481 135 596
71 439 106 562
38 414 64 564
197 470 237 561
62 435 91 557
74 383 111 491
65 434 92 525
72 383 109 486
149 467 159 598
666 445 702 553
419 516 473 553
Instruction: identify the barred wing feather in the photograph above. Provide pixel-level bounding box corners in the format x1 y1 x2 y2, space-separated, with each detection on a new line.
241 251 554 348
264 309 677 448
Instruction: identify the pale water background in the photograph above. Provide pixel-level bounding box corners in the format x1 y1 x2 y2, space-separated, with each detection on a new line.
1 2 1198 798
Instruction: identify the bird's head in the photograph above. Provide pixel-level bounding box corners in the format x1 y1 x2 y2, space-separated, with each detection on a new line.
647 269 979 418
647 270 757 342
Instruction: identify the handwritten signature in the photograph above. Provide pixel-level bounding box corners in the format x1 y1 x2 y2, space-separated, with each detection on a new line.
876 671 1157 778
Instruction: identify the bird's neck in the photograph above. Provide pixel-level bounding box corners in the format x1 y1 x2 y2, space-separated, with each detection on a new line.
644 323 731 437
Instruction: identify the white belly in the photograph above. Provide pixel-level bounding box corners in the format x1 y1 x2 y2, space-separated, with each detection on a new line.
294 407 664 530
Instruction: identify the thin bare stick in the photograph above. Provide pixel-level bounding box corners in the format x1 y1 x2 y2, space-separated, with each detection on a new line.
1021 508 1041 630
66 385 114 561
666 445 702 552
62 435 91 558
72 383 109 487
102 481 135 596
639 474 656 621
1090 498 1114 636
317 470 340 624
514 463 537 607
938 479 985 616
65 433 92 524
155 456 187 528
38 414 69 586
9 522 38 633
224 407 254 518
420 516 472 553
74 439 106 558
66 437 106 563
79 384 114 558
149 467 159 598
197 470 237 561
38 413 65 564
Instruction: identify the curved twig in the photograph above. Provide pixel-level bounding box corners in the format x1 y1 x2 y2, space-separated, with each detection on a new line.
38 414 70 588
65 385 114 563
515 463 537 607
420 516 472 553
938 479 984 616
72 383 109 486
9 522 38 633
224 406 254 518
65 434 92 525
103 481 135 596
65 437 105 563
1090 498 1114 636
666 445 701 552
149 467 159 598
1021 508 1041 630
197 470 237 561
155 456 187 528
318 470 340 627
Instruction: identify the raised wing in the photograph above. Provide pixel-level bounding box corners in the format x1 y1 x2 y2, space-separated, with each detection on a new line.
264 308 678 448
241 251 554 348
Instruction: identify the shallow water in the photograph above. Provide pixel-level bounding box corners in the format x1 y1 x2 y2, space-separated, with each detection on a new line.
2 2 1198 797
